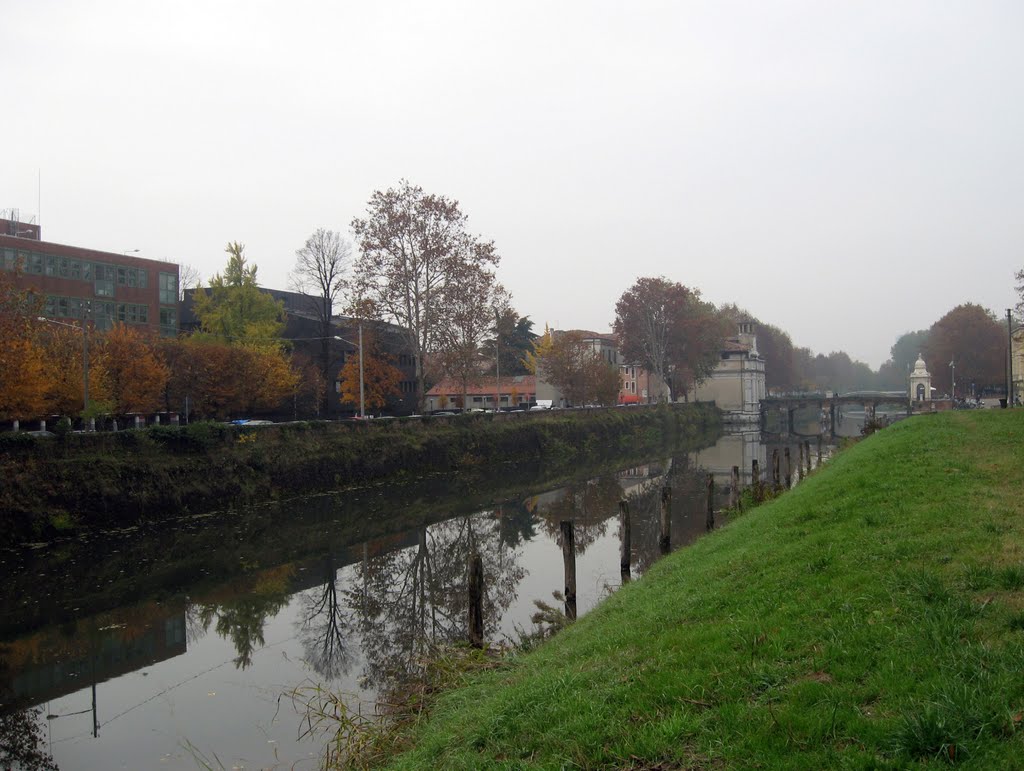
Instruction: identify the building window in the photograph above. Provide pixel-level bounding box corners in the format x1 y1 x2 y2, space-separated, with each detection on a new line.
159 307 177 337
159 272 177 305
94 265 115 297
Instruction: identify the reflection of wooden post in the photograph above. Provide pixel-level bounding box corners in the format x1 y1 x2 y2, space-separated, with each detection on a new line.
752 459 761 502
772 449 780 490
731 465 740 510
805 440 812 474
468 552 484 648
560 521 577 620
784 447 792 489
659 487 672 553
706 474 715 531
618 500 631 580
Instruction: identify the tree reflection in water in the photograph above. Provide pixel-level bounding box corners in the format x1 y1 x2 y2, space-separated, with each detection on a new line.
0 697 59 771
175 456 711 693
345 513 525 696
296 554 354 681
624 454 708 573
185 566 294 669
534 475 624 554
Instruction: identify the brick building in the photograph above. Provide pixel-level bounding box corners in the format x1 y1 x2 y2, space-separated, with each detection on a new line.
0 217 180 336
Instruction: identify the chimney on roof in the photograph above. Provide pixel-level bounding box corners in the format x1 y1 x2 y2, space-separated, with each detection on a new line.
737 318 758 355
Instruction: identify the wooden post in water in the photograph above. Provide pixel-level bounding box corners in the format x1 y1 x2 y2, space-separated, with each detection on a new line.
659 486 672 554
752 459 761 502
805 440 812 474
731 465 741 510
784 447 792 489
797 442 805 480
618 499 631 580
560 520 577 620
468 552 484 648
817 436 823 466
706 474 715 531
772 449 780 491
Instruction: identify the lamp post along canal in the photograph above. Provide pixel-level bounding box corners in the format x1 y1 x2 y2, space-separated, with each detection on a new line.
1008 309 1014 408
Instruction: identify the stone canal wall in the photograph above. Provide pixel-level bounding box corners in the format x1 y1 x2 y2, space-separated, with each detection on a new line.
0 403 720 540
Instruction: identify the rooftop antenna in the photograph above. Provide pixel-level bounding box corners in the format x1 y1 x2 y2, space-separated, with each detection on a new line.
37 169 41 229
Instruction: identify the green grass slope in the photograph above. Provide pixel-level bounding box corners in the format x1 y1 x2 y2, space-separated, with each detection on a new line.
383 411 1024 769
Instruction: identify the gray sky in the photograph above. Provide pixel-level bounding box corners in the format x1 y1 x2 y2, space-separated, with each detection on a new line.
5 1 1022 368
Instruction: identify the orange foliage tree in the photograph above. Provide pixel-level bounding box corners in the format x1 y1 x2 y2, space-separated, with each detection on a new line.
38 324 109 416
0 271 47 420
160 337 298 419
338 337 402 412
99 324 170 414
230 344 299 415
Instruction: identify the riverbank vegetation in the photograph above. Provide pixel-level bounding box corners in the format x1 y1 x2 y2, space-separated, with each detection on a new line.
0 403 719 541
365 410 1024 768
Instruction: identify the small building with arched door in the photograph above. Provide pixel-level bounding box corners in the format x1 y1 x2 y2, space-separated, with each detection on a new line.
909 354 931 402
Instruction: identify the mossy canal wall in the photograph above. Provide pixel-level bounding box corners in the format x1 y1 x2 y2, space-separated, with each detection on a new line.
0 403 720 540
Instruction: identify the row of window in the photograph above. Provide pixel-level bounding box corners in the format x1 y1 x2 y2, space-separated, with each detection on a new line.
3 247 149 287
41 295 178 337
2 247 178 304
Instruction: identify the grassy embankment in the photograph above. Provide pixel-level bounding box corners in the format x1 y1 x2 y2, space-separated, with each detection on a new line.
378 410 1024 768
0 403 718 540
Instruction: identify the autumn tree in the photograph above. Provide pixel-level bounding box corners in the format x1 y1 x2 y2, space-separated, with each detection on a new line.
338 333 403 412
229 344 299 415
38 324 109 416
351 180 499 411
613 277 725 402
531 330 620 406
290 229 351 413
435 262 506 408
0 271 47 420
192 242 286 345
99 324 170 414
924 303 1005 395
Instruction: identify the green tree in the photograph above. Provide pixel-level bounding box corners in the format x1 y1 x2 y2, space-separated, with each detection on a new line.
483 309 537 376
192 242 286 346
890 329 930 378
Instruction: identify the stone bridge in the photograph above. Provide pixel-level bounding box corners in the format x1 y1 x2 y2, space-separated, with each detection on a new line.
760 392 910 436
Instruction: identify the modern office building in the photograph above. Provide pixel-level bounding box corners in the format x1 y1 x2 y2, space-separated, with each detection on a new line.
0 216 180 336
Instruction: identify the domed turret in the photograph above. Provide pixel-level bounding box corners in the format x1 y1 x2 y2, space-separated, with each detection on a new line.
909 353 931 402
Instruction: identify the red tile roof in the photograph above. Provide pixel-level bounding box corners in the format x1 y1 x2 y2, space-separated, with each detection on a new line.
427 375 537 396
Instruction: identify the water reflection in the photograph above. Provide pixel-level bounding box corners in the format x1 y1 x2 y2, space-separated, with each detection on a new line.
0 426 843 769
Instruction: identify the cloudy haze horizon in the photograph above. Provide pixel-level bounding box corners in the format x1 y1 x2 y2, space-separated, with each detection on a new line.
5 1 1022 370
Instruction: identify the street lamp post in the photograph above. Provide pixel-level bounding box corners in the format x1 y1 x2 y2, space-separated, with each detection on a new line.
334 325 364 418
38 315 90 424
1008 309 1015 408
950 358 955 405
494 309 500 413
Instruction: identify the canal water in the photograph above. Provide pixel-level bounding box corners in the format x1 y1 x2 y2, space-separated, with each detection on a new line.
0 425 842 770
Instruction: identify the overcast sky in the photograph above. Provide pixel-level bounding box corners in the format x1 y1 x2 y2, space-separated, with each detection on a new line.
4 1 1022 368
